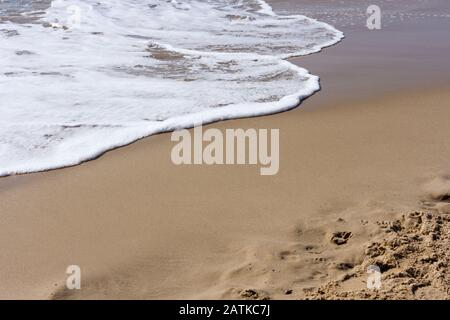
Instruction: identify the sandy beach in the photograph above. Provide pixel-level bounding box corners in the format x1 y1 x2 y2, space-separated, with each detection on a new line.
1 0 450 299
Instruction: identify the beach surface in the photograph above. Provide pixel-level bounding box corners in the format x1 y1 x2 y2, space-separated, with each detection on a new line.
1 0 450 299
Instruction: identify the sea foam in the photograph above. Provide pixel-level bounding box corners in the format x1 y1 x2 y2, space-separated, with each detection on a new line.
0 0 343 176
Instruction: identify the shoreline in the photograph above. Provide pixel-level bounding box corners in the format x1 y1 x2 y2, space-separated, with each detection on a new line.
0 0 343 178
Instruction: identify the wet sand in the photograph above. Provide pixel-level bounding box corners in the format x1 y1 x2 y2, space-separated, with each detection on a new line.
1 0 450 299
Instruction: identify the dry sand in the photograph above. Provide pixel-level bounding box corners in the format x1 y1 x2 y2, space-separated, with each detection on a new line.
1 0 450 300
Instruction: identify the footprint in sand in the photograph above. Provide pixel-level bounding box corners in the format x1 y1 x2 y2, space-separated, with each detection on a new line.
423 176 450 201
330 231 353 245
421 176 450 214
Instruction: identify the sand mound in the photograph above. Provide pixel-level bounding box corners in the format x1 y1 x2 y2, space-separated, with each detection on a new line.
305 210 450 299
214 188 450 301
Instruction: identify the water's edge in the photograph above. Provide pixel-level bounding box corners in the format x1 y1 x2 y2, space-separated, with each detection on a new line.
0 0 344 177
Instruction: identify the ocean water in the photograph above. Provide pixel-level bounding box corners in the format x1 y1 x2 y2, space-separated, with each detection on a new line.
0 0 343 176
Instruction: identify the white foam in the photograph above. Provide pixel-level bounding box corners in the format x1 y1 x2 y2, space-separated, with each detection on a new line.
0 0 343 176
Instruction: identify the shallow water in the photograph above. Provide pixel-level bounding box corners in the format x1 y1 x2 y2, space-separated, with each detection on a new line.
271 0 450 28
